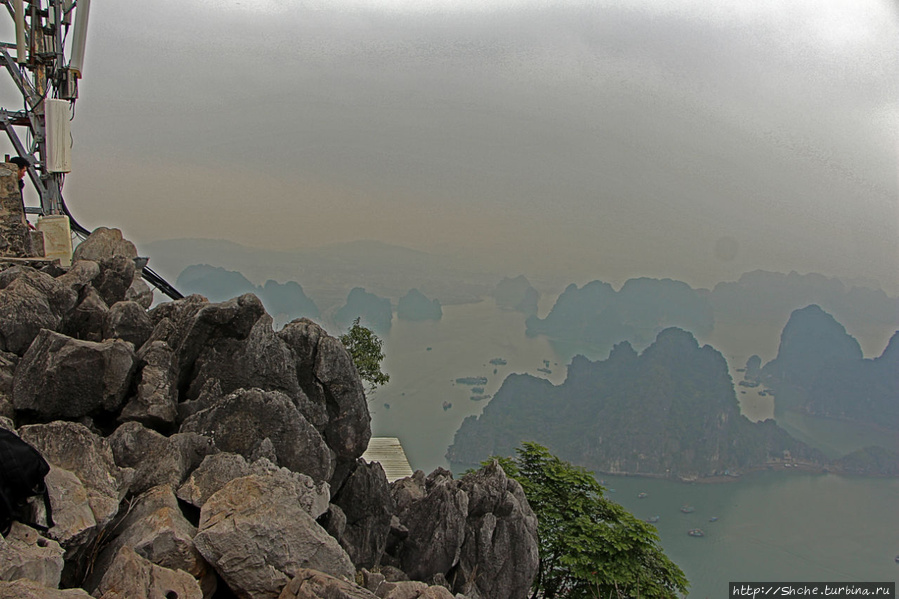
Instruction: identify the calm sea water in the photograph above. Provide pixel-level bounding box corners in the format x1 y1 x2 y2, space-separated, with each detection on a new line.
370 301 899 597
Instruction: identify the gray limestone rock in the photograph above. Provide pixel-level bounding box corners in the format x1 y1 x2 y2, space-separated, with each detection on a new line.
71 229 140 309
0 350 17 418
180 388 332 483
172 294 266 390
453 462 538 599
0 579 91 598
93 255 137 308
376 580 455 599
12 330 136 420
108 421 215 495
125 278 153 310
330 459 395 569
185 313 307 406
94 545 203 599
386 464 538 599
61 286 108 342
18 422 133 574
278 319 370 464
0 522 65 588
103 300 153 349
118 340 179 429
85 485 213 596
278 569 378 599
388 469 468 583
177 453 329 517
54 260 100 295
0 267 77 354
194 474 355 599
71 227 138 264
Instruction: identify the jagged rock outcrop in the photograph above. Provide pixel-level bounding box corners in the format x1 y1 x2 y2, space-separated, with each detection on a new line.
0 228 536 599
385 466 538 599
0 579 92 598
118 340 179 428
279 569 378 599
277 318 371 469
327 459 395 569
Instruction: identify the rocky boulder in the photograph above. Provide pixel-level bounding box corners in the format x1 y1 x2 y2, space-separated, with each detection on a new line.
387 464 538 599
70 227 140 308
118 340 179 429
0 522 65 588
177 453 329 517
18 421 133 584
108 421 215 495
194 474 355 599
279 569 377 599
12 330 136 421
94 545 203 599
61 286 108 342
180 388 332 482
0 579 91 598
0 267 77 354
102 300 153 349
85 485 213 597
454 461 538 599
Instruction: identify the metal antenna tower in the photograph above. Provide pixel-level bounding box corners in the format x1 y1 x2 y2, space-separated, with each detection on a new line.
0 0 90 217
0 0 183 299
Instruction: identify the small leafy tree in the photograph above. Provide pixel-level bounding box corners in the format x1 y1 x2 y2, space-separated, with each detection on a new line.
339 317 389 392
491 443 688 599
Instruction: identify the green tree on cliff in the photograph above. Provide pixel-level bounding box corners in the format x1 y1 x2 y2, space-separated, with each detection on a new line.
492 442 688 599
339 317 389 392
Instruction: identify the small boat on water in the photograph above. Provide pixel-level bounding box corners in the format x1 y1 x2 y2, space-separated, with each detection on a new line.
638 492 648 499
709 516 718 522
680 505 695 514
895 555 899 564
646 516 660 523
688 529 704 537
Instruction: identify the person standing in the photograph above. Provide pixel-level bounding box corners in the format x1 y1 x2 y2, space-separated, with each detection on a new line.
8 156 35 230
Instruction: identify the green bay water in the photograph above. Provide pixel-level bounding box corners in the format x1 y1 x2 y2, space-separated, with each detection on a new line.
370 301 899 597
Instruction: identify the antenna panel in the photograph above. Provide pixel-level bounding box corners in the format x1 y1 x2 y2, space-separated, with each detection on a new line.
45 99 72 173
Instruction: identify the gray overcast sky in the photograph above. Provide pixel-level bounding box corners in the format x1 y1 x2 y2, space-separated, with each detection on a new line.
18 0 899 291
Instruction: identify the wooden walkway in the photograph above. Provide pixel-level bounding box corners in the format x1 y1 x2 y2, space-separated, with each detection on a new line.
362 437 414 482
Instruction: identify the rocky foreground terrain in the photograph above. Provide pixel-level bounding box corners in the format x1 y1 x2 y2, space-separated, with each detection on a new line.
0 228 538 599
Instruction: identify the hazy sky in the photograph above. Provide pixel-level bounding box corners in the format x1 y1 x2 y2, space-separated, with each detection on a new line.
8 0 898 291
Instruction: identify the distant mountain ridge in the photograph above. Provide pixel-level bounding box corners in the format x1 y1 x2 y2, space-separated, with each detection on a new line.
525 278 714 355
447 327 833 480
760 305 899 431
142 238 498 310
